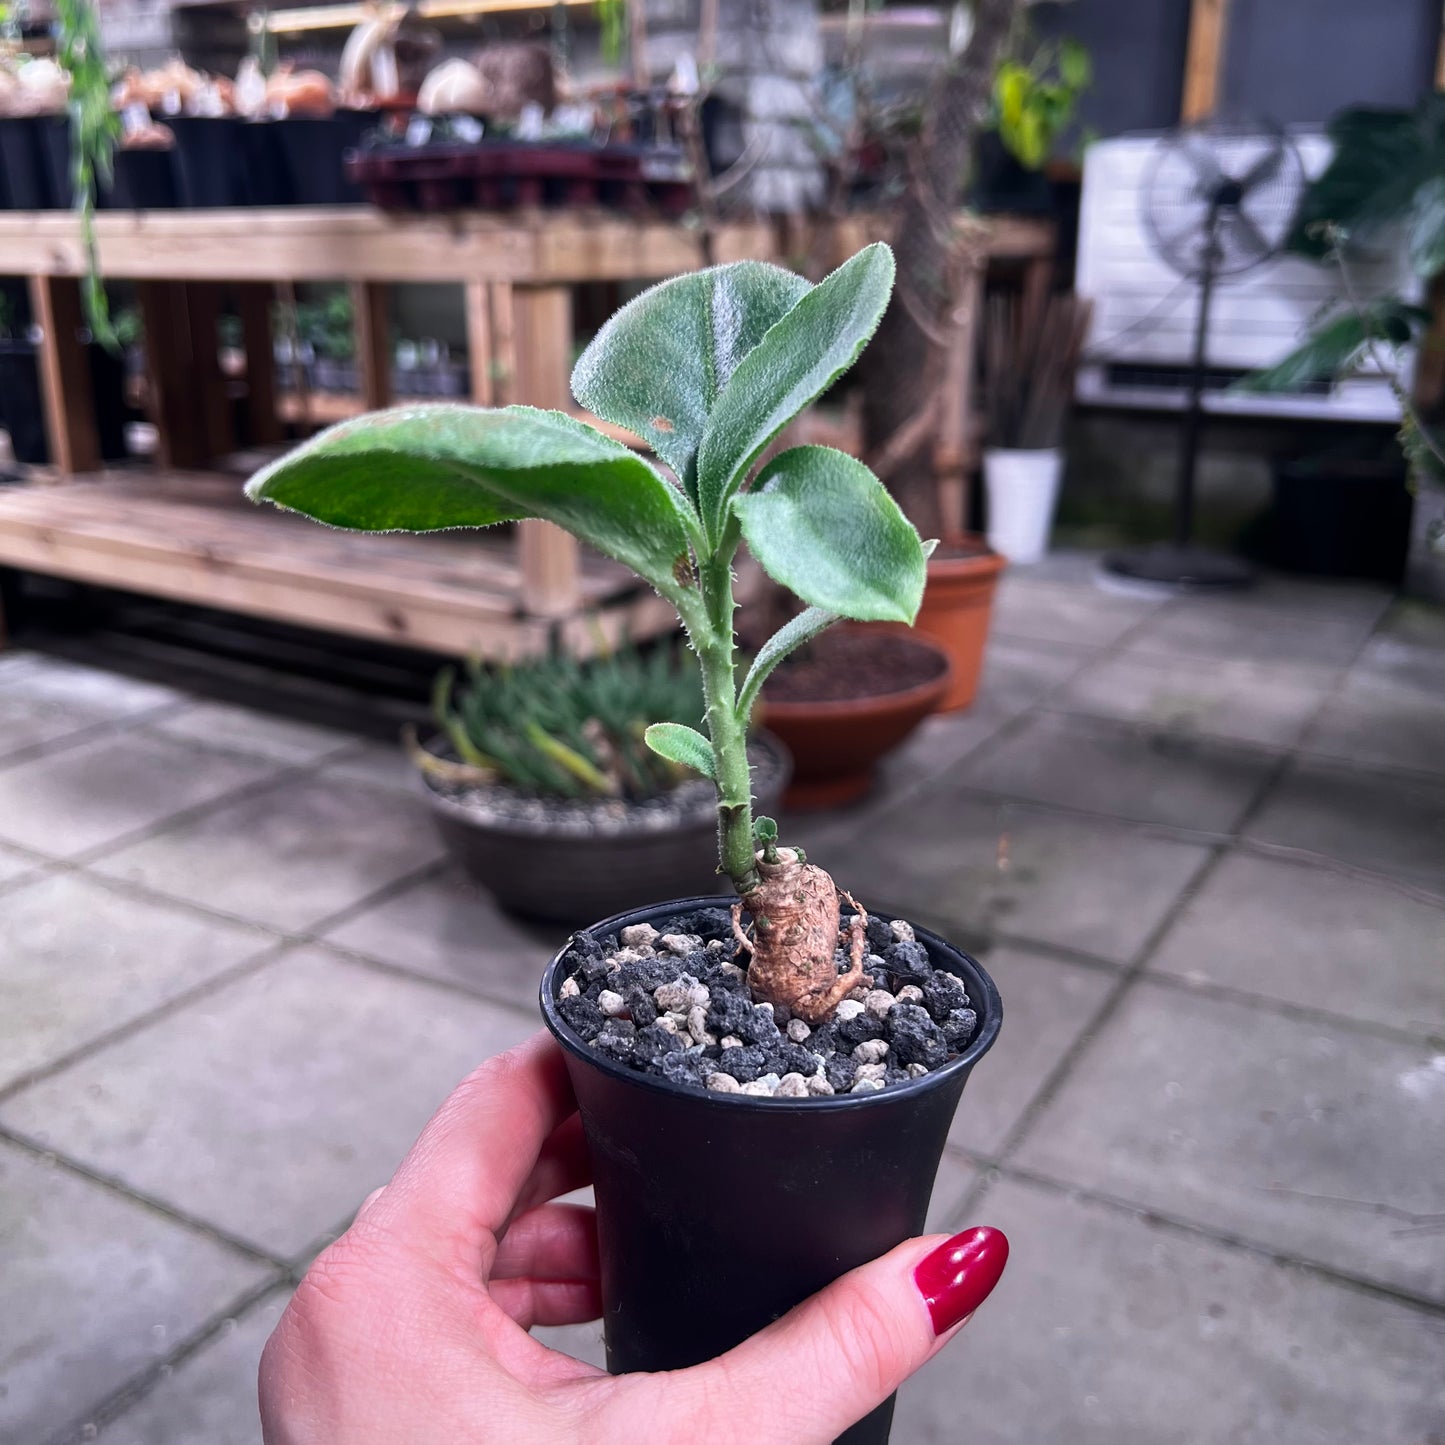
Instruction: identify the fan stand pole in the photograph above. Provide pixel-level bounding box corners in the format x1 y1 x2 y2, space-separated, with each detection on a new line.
1101 200 1252 592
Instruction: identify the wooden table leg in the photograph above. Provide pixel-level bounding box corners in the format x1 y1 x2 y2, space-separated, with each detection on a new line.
236 283 281 446
932 249 986 538
488 281 516 408
27 275 100 474
137 281 207 470
464 280 495 406
350 280 391 411
511 284 580 618
187 281 234 460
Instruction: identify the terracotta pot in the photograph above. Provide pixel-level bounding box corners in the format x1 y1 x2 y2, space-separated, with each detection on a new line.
760 632 951 810
911 543 1006 712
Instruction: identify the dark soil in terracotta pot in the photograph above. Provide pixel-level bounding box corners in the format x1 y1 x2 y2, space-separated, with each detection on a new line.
765 627 946 703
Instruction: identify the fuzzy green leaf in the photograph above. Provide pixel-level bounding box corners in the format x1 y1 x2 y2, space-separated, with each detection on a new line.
571 262 813 504
1235 301 1429 393
245 404 699 600
696 243 896 542
736 605 838 720
643 722 716 779
731 445 925 623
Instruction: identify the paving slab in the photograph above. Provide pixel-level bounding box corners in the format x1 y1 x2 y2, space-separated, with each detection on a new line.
0 873 271 1091
956 710 1277 833
0 730 278 859
1149 852 1445 1036
90 1291 288 1445
0 655 184 764
801 793 1208 964
1060 652 1338 750
948 947 1116 1157
1246 758 1445 896
0 1141 271 1445
0 946 537 1259
990 575 1161 648
323 864 552 1013
1301 669 1445 777
92 775 447 933
1350 599 1445 692
0 841 41 886
144 702 360 766
317 741 415 793
1013 981 1445 1302
893 1174 1445 1445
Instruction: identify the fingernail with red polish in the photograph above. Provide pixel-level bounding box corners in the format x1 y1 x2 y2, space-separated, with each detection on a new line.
913 1226 1008 1335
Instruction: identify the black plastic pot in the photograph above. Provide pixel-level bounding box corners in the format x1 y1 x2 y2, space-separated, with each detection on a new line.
107 148 178 209
969 131 1054 215
170 117 250 207
0 117 54 209
1266 455 1413 584
240 121 294 206
0 340 48 462
274 111 376 205
541 898 1003 1445
37 116 74 208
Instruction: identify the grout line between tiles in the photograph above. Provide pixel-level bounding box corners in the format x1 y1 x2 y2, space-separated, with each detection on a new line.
0 697 197 777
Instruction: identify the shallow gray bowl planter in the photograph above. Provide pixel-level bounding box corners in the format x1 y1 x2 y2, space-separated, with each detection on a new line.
417 732 791 923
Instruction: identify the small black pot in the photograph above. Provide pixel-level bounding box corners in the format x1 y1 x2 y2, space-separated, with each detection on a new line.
969 131 1054 215
1266 454 1413 584
37 116 74 209
107 148 178 209
170 117 250 207
274 111 376 205
0 117 54 209
541 898 1002 1445
239 121 294 206
0 340 48 461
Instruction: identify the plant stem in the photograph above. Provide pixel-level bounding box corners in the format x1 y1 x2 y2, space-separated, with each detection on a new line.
694 533 758 896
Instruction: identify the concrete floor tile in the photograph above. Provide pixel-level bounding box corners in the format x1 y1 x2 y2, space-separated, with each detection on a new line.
1150 853 1445 1036
89 1291 288 1445
323 864 553 1012
0 841 41 886
1061 652 1337 750
1013 983 1445 1301
949 947 1116 1156
806 795 1208 964
316 741 415 793
0 656 184 764
990 576 1161 648
144 702 360 766
0 874 271 1091
1246 759 1445 896
1302 670 1445 777
0 947 536 1258
0 1141 270 1445
0 732 277 858
926 1150 981 1233
893 1175 1445 1445
92 775 447 933
1351 600 1445 692
957 711 1278 833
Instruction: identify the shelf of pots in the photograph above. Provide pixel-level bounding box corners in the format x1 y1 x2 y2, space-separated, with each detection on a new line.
245 243 1003 1445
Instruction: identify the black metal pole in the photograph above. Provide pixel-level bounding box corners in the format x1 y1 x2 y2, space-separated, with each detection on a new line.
1174 207 1220 551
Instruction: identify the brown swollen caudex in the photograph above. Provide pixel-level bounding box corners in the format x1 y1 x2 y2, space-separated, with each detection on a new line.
244 243 926 1023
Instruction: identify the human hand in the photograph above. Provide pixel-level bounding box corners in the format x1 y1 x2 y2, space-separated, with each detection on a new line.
260 1032 1007 1445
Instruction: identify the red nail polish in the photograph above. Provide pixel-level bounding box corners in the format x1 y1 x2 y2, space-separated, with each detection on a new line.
913 1226 1008 1335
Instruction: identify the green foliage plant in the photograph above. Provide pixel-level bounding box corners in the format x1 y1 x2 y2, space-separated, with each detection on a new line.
247 243 927 1017
990 36 1091 171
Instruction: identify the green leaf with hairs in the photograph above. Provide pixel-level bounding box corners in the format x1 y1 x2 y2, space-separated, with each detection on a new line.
643 722 716 779
696 243 895 543
571 261 813 504
736 605 838 720
731 445 925 623
246 404 699 600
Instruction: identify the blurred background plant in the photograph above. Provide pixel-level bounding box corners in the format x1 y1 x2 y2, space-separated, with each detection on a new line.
424 641 707 801
990 33 1091 170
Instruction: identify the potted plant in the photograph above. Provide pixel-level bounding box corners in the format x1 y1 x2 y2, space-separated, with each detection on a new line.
979 286 1090 565
415 641 790 921
245 244 1002 1445
297 290 359 393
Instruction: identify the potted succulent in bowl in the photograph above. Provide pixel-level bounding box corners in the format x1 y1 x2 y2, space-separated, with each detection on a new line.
245 243 1002 1445
414 641 790 921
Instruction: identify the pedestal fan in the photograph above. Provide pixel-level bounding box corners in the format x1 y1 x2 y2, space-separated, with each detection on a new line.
1103 118 1307 589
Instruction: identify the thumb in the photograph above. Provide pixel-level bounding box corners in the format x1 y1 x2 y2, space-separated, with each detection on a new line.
610 1226 1007 1445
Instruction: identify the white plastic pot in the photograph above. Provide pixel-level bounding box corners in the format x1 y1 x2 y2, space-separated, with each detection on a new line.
983 447 1064 565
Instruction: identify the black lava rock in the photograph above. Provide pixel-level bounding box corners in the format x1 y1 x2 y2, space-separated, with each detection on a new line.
922 970 970 1023
659 1049 716 1088
825 1053 858 1092
807 1022 840 1058
738 1004 783 1049
865 916 894 953
885 1003 948 1069
680 948 713 980
710 962 749 994
885 940 933 979
885 1066 913 1087
776 1041 821 1077
632 1023 684 1069
706 989 753 1039
712 1044 768 1083
594 1017 637 1061
941 1007 977 1046
668 907 734 941
558 995 604 1042
614 955 680 995
837 1010 885 1045
624 987 658 1028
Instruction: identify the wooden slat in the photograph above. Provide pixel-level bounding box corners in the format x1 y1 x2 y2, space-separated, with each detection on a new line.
138 281 208 469
1181 0 1230 123
187 281 235 459
236 283 282 446
489 281 517 407
27 275 100 475
464 280 495 406
350 280 391 410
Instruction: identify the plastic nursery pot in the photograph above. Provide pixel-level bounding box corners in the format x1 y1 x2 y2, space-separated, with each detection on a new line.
170 117 250 207
37 116 74 208
541 898 1002 1445
904 542 1006 713
274 112 377 205
0 117 54 208
107 149 179 209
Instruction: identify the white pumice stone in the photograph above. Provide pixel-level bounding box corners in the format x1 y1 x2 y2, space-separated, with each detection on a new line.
775 1073 809 1098
846 985 871 1002
854 1062 888 1083
906 1062 930 1078
720 1034 743 1050
896 984 925 1005
740 1073 781 1097
864 989 897 1020
806 1074 836 1095
659 933 698 955
654 976 700 1012
719 962 747 983
706 938 727 953
559 977 581 999
889 919 916 943
786 1017 813 1043
850 1078 884 1094
866 954 888 973
686 1006 716 1047
665 1009 691 1029
597 990 627 1018
706 1072 742 1093
620 923 658 948
853 1039 890 1064
835 999 866 1022
654 1015 680 1035
685 981 711 1009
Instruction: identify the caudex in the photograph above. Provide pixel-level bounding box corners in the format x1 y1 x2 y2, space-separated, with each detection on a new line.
246 242 928 1023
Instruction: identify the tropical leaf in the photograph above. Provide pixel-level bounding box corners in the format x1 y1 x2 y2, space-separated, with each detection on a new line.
643 721 716 779
1235 301 1428 393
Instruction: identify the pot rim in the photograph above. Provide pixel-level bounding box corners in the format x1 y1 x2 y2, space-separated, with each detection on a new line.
924 541 1007 579
760 632 953 719
540 895 1002 1114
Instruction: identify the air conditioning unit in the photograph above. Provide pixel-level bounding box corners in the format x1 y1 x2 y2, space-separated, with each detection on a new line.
1075 130 1416 423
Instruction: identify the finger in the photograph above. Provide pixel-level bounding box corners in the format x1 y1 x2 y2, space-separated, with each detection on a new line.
494 1203 599 1285
367 1032 577 1251
509 1113 591 1222
593 1227 1007 1445
491 1275 604 1329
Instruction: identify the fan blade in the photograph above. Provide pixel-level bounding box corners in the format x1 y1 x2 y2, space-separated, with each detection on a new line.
1178 130 1225 192
1225 206 1273 260
1239 141 1284 193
